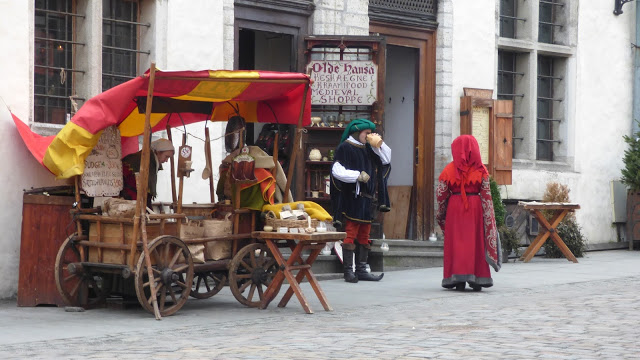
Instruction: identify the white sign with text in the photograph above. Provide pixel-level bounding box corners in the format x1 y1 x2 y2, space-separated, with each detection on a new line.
81 126 123 197
307 60 377 106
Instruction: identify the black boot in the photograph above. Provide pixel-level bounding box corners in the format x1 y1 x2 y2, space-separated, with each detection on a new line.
342 245 358 283
355 244 384 281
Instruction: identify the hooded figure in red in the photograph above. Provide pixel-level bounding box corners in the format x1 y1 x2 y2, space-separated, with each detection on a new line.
436 135 501 290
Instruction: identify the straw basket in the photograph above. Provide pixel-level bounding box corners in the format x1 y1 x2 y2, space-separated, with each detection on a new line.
264 211 319 229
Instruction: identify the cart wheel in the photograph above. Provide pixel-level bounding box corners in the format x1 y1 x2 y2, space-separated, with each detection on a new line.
55 235 112 307
228 243 278 308
190 271 226 299
134 236 194 317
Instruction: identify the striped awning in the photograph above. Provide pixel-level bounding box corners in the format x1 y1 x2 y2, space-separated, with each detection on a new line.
14 69 311 178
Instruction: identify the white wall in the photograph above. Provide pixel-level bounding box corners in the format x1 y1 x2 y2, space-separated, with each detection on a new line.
446 0 635 244
451 0 497 138
0 1 71 298
154 0 227 205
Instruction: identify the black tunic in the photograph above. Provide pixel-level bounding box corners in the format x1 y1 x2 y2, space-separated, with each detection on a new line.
330 140 390 227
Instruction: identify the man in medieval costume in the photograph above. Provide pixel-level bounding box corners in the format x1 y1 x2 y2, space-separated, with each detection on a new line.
330 119 391 283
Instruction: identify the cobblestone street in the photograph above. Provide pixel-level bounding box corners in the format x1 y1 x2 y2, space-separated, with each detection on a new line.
1 251 639 359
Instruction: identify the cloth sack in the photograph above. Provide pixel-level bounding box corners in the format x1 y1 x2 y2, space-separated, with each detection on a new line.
203 214 233 260
102 198 137 218
179 220 205 264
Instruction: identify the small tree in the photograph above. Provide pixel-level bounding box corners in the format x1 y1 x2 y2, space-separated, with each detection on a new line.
621 131 640 192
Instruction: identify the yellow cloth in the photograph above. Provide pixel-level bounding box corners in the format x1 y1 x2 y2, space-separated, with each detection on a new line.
261 201 332 222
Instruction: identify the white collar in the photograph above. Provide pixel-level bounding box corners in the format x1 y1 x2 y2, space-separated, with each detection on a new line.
346 136 364 146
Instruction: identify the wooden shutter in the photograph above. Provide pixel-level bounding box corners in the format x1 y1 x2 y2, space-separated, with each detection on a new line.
492 100 512 185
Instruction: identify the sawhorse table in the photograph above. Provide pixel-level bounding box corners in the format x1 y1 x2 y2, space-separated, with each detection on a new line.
518 201 581 263
252 231 346 314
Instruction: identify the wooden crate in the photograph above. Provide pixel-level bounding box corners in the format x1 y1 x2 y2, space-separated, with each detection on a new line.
18 193 75 307
181 203 216 218
88 221 177 265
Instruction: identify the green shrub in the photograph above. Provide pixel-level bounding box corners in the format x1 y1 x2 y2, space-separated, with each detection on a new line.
490 178 520 259
490 177 505 227
499 225 520 259
621 131 640 192
543 219 587 258
541 182 586 258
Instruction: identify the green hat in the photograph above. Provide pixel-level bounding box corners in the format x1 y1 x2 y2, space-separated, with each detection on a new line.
340 118 376 143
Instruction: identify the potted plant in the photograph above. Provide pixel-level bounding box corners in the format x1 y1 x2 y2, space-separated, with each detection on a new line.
490 178 520 261
621 130 640 249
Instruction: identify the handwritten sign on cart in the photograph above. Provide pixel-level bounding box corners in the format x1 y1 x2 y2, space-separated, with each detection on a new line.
81 126 123 197
307 60 377 106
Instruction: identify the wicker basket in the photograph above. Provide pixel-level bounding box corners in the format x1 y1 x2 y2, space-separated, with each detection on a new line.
264 211 319 229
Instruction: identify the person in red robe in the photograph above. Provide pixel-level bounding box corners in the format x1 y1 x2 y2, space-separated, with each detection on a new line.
436 135 501 291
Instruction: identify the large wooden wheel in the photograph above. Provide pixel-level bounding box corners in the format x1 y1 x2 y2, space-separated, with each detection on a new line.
190 271 226 299
135 236 194 317
228 243 278 307
55 235 111 307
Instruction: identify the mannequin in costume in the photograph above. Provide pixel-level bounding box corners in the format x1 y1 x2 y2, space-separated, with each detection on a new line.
121 138 175 208
330 119 391 283
436 135 501 291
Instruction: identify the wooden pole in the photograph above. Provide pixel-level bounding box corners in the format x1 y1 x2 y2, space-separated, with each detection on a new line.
177 133 187 215
166 124 177 205
271 133 279 178
205 127 215 203
283 82 310 203
73 176 84 261
132 62 162 320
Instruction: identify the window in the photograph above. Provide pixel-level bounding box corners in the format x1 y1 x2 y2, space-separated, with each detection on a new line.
536 56 563 161
538 0 564 44
102 0 149 91
497 0 573 162
498 50 525 157
499 0 518 39
34 0 84 124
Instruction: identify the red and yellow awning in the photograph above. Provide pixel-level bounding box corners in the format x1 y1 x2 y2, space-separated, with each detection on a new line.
14 69 311 179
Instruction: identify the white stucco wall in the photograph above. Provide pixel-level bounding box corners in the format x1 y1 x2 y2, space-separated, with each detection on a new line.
0 1 72 298
447 0 635 244
451 0 497 139
153 0 226 205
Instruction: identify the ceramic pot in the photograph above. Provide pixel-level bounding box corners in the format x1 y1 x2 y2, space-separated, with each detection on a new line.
309 148 322 161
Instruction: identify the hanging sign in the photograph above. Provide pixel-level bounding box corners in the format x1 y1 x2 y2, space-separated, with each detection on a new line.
81 126 123 196
307 60 377 106
471 106 491 162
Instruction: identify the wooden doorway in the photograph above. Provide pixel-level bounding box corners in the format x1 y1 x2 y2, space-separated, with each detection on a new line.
370 23 436 241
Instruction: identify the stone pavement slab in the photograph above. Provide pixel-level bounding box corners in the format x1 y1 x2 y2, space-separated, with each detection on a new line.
0 250 638 359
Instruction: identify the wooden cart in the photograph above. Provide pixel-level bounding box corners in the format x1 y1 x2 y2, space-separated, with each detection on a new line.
51 65 311 319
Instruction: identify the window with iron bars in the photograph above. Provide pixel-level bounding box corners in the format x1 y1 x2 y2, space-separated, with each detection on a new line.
34 0 85 124
536 55 563 161
102 0 150 91
539 0 564 44
499 0 525 39
368 0 437 15
497 50 525 158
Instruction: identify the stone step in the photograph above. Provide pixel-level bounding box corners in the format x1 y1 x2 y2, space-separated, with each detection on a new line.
371 239 444 253
277 242 445 275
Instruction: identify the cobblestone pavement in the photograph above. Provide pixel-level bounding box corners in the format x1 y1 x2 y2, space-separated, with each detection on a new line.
1 272 638 359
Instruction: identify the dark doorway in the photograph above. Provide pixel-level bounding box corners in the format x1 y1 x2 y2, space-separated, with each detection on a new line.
383 45 419 239
238 29 293 72
237 28 295 173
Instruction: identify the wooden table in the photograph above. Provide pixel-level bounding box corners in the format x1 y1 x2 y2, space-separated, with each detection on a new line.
518 201 581 263
252 231 346 314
